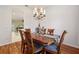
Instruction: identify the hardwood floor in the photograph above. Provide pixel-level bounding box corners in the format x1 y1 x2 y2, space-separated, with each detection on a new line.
0 42 21 54
0 41 79 54
61 44 79 54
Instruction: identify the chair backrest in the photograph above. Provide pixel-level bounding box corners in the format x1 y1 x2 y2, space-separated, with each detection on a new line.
24 30 35 53
25 29 31 43
41 28 46 34
47 29 54 35
19 30 25 42
25 29 31 32
44 29 46 34
24 30 31 44
58 30 67 51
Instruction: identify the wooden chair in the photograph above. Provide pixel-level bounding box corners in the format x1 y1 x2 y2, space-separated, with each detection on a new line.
19 29 26 53
41 29 46 35
24 30 43 54
47 29 55 35
43 29 46 34
25 29 31 32
45 30 67 54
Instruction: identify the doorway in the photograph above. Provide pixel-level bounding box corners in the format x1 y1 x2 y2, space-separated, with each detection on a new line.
12 19 24 42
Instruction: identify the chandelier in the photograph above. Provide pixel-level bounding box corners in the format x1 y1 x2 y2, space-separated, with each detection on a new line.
33 7 46 20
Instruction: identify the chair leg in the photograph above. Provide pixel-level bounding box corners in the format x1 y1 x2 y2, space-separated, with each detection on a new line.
21 43 25 54
57 50 61 54
41 48 46 54
23 45 25 54
21 44 23 53
44 49 46 54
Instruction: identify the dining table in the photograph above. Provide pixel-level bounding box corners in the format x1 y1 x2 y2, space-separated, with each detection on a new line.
31 33 60 53
31 33 60 46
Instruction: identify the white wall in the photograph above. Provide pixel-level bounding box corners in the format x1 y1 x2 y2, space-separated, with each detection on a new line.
0 6 12 46
0 6 22 46
24 6 79 48
0 6 25 46
77 6 79 46
41 6 79 48
24 7 39 32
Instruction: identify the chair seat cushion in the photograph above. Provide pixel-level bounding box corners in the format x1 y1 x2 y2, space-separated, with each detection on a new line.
45 44 58 52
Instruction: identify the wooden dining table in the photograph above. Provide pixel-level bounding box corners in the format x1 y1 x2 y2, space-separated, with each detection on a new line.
31 33 58 46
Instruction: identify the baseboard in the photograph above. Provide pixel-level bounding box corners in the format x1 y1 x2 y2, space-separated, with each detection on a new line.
0 41 21 46
63 43 79 49
0 42 12 46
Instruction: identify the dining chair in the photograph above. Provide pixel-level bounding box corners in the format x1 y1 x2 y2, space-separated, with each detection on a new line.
19 29 26 53
47 29 55 35
43 29 46 34
24 30 43 54
41 28 46 35
25 29 31 32
45 30 67 54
